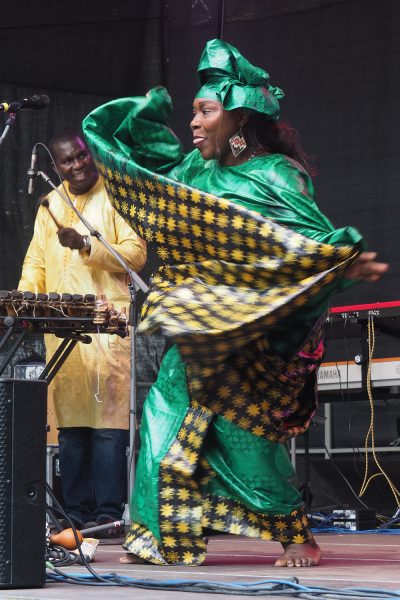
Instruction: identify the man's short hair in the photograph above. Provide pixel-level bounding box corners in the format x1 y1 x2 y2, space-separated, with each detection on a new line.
48 130 87 157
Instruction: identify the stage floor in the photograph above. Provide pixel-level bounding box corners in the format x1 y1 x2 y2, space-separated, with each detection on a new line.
2 533 399 599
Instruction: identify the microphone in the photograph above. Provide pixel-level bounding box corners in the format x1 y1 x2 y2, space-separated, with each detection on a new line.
27 146 38 195
0 94 50 113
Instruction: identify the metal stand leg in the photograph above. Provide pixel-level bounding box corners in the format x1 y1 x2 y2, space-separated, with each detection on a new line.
125 284 139 525
290 437 296 470
303 430 311 508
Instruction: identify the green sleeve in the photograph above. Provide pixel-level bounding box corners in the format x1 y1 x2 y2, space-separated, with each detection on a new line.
256 159 365 292
83 86 183 173
253 158 364 248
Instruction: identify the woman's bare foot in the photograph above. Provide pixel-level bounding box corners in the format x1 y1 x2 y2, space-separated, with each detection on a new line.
274 541 321 567
119 553 147 564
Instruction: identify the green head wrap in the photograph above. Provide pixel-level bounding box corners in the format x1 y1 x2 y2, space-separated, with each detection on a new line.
196 39 284 121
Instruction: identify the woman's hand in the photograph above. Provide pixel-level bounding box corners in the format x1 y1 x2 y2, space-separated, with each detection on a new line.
346 252 389 282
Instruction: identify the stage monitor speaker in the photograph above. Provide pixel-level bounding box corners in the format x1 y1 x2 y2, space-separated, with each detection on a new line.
0 378 47 589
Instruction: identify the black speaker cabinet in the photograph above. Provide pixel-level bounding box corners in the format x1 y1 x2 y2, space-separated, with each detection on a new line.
0 378 47 589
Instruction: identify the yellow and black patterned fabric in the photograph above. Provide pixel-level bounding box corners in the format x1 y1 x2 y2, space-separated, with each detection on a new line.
84 142 359 440
124 394 311 565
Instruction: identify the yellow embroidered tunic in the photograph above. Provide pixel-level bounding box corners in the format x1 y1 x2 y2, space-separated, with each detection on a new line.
19 176 147 429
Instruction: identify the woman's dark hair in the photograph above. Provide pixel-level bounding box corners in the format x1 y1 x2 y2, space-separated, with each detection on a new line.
243 112 316 176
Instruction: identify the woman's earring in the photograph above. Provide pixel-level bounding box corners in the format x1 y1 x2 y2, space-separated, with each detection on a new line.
229 126 247 158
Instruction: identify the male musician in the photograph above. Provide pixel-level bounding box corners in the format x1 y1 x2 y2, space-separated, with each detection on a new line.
19 131 147 535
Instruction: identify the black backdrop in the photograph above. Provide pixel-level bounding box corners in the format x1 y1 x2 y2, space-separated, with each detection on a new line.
0 0 398 302
0 0 399 512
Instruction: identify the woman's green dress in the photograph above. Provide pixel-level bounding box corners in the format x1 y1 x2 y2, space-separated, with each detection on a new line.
82 87 363 565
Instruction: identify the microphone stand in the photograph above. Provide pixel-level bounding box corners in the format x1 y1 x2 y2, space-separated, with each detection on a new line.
0 112 17 150
37 170 149 521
